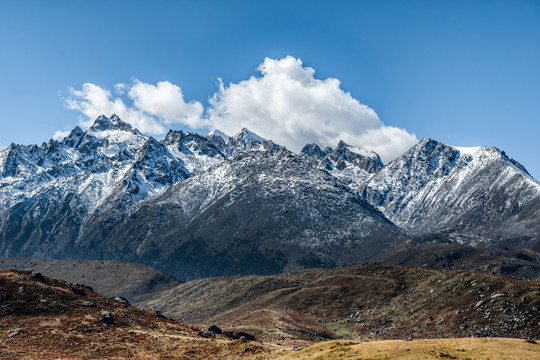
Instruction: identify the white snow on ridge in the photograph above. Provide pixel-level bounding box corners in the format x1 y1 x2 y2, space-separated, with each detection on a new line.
347 145 380 159
207 129 230 141
235 128 266 143
452 146 482 156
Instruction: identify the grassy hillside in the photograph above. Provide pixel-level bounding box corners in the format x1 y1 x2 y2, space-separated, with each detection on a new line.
0 268 538 359
0 257 180 303
0 269 271 359
140 265 540 344
269 338 540 360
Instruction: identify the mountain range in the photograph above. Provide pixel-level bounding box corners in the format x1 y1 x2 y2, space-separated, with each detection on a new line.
0 115 539 280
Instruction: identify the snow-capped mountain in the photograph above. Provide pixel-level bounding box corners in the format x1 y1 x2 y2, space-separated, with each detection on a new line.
87 149 406 280
0 115 539 280
0 115 405 279
359 138 540 245
302 140 384 188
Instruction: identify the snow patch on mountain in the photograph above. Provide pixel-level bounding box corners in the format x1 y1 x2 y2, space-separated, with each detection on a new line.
452 146 482 156
361 138 540 243
207 129 230 141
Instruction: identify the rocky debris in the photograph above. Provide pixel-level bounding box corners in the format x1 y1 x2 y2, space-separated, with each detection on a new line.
7 329 20 338
71 285 86 296
198 331 215 338
208 325 222 334
30 272 46 281
79 300 96 307
112 296 131 306
99 311 114 325
222 331 256 341
155 311 170 319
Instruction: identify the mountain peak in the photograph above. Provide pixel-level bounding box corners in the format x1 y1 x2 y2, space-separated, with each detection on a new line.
301 143 325 159
336 140 350 149
233 128 266 143
89 115 114 131
110 114 133 131
89 114 132 132
207 129 230 141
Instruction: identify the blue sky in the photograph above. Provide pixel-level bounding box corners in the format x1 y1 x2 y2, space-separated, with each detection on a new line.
1 1 539 178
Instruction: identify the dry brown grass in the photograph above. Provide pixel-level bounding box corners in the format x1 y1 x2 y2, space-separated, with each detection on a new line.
0 270 271 359
0 270 538 359
0 257 181 303
140 265 540 343
270 338 540 360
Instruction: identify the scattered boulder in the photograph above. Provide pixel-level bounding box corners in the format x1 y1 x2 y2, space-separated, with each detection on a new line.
208 325 222 334
223 331 256 341
112 296 131 306
7 329 20 338
236 332 256 341
198 331 215 338
474 300 484 308
72 286 86 296
30 272 46 282
100 311 114 325
79 301 96 307
155 311 170 319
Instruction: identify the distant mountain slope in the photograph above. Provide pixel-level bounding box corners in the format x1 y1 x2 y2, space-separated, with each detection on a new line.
140 265 540 343
98 149 407 280
0 257 180 303
359 138 540 245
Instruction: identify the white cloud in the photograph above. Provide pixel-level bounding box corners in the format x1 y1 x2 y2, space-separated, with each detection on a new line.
65 56 417 162
65 80 206 135
52 130 71 141
208 56 417 162
128 80 207 129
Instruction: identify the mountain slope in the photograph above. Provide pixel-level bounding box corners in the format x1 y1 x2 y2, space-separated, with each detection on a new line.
140 265 540 343
0 270 268 359
0 257 181 303
96 149 407 280
0 115 406 281
359 138 540 245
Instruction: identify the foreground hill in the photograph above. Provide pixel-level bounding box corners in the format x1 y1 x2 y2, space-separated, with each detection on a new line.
0 257 180 303
140 265 540 344
0 270 270 359
0 268 538 359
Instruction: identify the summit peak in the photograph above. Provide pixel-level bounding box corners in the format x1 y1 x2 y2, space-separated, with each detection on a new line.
89 114 132 132
89 115 114 131
233 128 266 143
